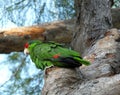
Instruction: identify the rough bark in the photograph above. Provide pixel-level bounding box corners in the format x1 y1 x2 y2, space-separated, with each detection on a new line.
71 0 112 56
42 67 81 95
0 8 120 53
42 28 120 95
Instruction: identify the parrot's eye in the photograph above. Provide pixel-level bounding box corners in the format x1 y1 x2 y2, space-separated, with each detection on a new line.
24 43 29 48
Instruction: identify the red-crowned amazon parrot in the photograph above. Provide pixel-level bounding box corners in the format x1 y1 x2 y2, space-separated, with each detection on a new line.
24 40 90 70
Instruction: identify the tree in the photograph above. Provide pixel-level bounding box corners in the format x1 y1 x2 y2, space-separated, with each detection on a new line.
0 0 120 95
42 0 120 95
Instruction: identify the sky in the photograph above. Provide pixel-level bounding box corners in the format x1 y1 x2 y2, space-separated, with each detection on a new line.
0 0 57 29
0 54 12 85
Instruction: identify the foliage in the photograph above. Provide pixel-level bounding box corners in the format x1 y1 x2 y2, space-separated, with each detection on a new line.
53 0 75 20
8 52 20 61
0 52 44 95
0 0 75 28
113 0 120 8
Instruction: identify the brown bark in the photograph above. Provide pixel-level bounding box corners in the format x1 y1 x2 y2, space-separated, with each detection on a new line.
0 26 45 53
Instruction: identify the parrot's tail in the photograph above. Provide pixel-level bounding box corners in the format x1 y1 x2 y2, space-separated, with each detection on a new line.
80 59 90 66
74 57 90 66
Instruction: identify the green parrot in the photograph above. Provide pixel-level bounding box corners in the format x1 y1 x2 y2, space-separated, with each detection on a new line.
24 40 90 70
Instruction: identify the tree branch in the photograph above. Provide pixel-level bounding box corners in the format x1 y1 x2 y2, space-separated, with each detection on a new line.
0 8 119 53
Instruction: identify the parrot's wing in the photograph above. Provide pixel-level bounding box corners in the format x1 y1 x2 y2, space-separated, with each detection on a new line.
30 43 56 70
34 58 53 70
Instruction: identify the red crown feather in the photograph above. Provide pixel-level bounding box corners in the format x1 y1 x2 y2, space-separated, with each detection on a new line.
24 43 29 48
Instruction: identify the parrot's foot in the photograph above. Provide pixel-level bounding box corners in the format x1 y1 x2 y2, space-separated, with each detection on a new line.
45 66 58 75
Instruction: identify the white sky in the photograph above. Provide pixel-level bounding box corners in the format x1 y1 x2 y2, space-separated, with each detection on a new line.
0 65 12 85
0 54 12 85
0 54 40 85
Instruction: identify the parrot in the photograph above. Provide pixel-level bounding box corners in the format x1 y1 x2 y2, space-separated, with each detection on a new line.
24 40 90 70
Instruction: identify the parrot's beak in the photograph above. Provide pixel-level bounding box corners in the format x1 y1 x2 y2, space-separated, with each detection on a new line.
24 48 30 55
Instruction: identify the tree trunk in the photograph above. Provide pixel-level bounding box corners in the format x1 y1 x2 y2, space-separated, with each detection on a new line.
72 0 112 56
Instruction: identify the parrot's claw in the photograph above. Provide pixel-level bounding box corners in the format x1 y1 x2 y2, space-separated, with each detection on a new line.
45 65 55 75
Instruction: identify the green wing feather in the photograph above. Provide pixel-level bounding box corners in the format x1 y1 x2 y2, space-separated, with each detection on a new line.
28 40 90 70
29 42 54 70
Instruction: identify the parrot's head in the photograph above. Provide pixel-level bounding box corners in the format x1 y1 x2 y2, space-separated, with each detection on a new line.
24 40 42 55
24 42 30 55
